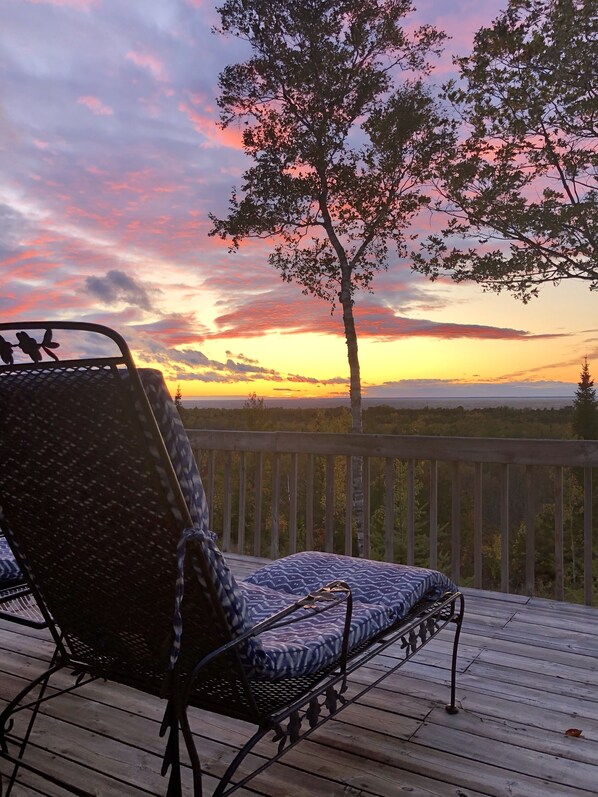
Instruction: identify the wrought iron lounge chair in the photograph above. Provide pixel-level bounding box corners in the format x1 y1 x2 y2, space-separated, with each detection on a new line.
0 321 464 796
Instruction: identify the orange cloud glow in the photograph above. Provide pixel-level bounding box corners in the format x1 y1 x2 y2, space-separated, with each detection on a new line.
178 102 244 149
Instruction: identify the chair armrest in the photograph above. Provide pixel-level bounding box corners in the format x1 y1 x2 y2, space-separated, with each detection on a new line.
185 580 353 684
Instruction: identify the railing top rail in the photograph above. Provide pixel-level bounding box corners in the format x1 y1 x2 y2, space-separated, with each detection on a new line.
185 428 598 467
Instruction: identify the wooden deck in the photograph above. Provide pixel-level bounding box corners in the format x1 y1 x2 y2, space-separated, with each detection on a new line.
1 554 597 796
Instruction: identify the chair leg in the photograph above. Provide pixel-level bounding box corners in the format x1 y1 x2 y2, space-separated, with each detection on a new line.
0 649 62 795
445 593 465 715
178 700 203 797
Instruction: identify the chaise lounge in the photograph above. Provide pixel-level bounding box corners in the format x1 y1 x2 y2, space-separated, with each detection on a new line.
0 321 464 796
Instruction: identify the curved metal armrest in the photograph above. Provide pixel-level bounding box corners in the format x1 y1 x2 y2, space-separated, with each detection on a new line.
186 579 354 686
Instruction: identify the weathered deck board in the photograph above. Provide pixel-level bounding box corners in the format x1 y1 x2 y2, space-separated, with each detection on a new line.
0 553 596 796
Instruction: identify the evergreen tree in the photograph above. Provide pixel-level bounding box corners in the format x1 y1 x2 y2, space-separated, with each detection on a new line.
174 384 183 411
572 357 598 439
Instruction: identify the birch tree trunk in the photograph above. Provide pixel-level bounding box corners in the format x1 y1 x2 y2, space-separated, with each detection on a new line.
340 273 365 557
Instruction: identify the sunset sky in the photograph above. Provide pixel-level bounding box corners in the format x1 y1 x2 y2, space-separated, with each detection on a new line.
1 0 595 401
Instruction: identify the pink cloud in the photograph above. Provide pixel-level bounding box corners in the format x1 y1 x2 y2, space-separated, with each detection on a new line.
132 315 208 347
178 102 244 149
209 295 562 343
77 96 114 116
25 0 97 7
126 51 166 80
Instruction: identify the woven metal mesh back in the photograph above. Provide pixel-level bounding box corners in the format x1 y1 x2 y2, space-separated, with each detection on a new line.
0 363 195 683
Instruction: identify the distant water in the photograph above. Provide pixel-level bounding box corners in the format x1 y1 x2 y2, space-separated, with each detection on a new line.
182 396 574 410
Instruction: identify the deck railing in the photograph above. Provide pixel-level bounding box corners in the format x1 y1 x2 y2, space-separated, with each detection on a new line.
185 429 598 605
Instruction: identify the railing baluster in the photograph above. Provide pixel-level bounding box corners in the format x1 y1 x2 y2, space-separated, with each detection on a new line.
344 456 353 556
500 464 510 593
451 461 461 584
253 452 263 557
206 449 215 529
271 453 280 560
525 465 535 596
305 454 314 550
584 466 593 606
429 460 438 570
325 455 334 553
222 451 232 551
384 458 394 562
237 451 247 555
289 453 298 555
406 460 415 566
474 462 483 589
554 466 564 601
363 456 370 559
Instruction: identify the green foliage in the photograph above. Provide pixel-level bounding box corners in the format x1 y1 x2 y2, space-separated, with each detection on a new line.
210 0 455 430
179 402 574 438
414 0 598 300
572 357 598 439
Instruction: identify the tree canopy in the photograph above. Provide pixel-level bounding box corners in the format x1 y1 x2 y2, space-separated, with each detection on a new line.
209 0 455 432
414 0 597 301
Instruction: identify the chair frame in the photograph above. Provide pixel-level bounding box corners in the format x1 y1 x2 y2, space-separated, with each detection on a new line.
0 582 46 628
0 321 464 797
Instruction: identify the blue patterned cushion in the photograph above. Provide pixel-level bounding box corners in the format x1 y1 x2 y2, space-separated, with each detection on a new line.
134 369 457 681
134 372 255 652
239 580 393 679
245 551 456 618
241 552 457 678
137 369 209 529
0 536 23 584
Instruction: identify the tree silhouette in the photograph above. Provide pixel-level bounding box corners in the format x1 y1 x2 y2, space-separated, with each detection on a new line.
174 384 183 411
209 0 454 556
415 0 597 301
572 357 598 439
210 0 453 433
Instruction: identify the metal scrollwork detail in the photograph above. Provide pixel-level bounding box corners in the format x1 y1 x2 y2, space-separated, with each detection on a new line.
400 615 443 660
0 329 60 365
270 680 349 754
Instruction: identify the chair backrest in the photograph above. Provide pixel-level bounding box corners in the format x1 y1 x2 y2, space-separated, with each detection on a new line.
0 322 252 694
